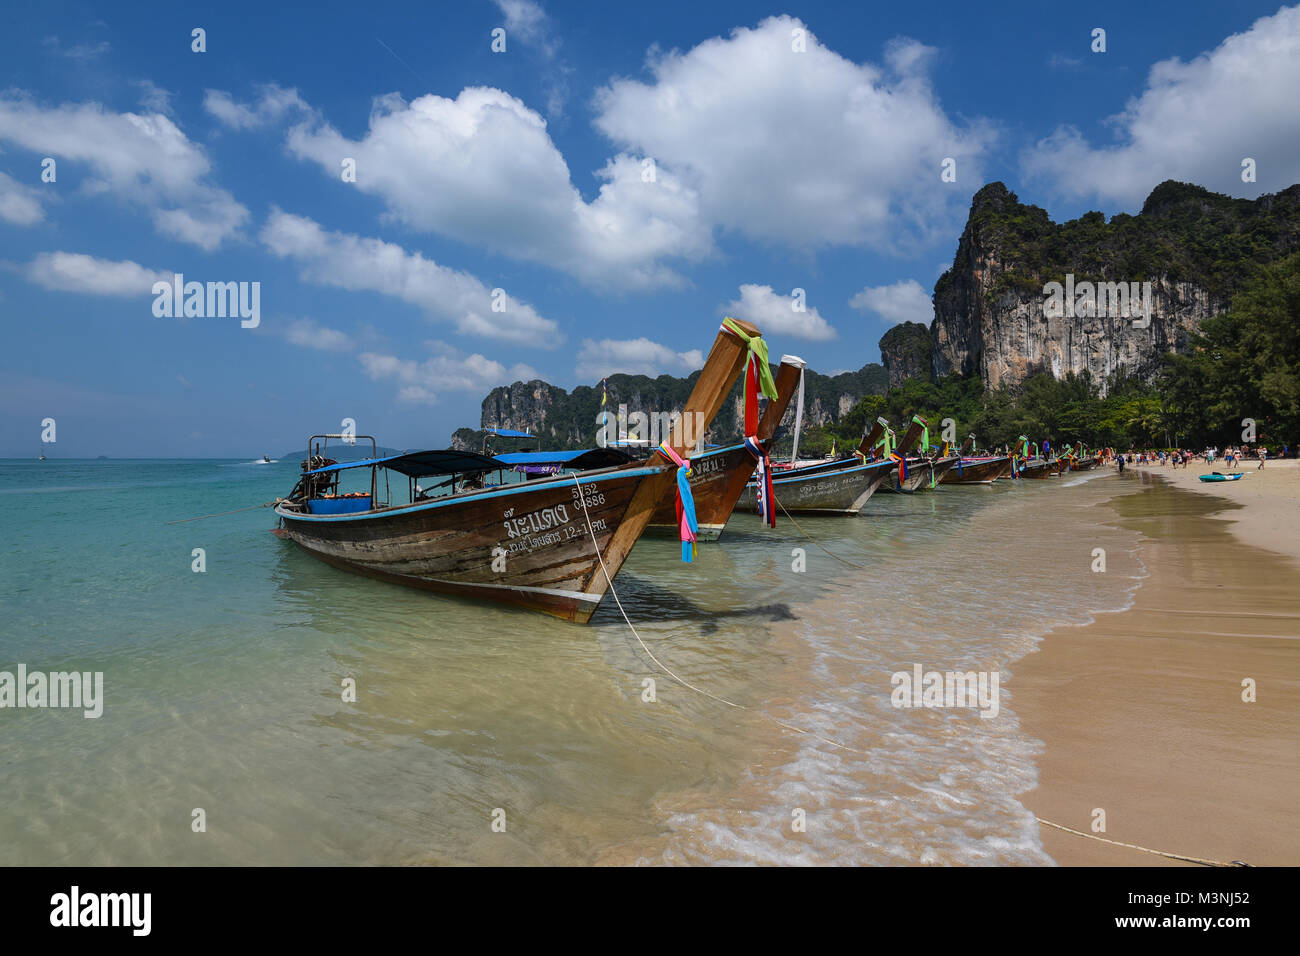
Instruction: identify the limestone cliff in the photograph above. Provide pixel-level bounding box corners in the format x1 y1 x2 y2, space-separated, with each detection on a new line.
878 321 932 386
931 181 1300 393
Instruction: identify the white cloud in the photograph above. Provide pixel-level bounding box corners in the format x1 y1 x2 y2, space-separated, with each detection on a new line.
134 80 173 115
42 36 110 60
26 251 167 296
283 318 353 352
260 209 561 347
0 171 45 225
0 94 249 249
593 16 994 251
203 85 309 130
493 0 555 56
724 284 836 340
285 88 711 289
848 279 933 324
491 0 568 115
575 337 705 380
1023 5 1300 206
359 345 539 404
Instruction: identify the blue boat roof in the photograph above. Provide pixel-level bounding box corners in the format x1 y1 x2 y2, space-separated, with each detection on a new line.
485 428 534 438
494 448 632 469
306 449 503 477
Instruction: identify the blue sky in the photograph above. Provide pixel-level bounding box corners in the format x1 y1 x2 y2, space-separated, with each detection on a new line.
2 0 1297 457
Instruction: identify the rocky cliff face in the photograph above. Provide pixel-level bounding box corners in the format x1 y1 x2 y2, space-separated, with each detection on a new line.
931 180 1300 393
466 363 889 451
878 321 933 386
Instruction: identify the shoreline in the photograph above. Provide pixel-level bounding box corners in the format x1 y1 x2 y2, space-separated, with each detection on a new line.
1014 461 1300 866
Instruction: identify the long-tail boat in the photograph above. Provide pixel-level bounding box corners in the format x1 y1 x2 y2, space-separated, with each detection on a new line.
733 409 895 516
877 416 940 493
1061 442 1097 471
646 355 804 539
940 434 1013 484
1012 436 1056 479
272 318 763 622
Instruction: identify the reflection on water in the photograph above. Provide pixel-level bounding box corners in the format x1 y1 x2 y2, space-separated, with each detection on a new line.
0 460 1153 864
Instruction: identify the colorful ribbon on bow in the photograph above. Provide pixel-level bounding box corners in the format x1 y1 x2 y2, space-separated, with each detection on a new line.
658 441 698 561
745 436 776 528
890 453 907 482
721 317 778 434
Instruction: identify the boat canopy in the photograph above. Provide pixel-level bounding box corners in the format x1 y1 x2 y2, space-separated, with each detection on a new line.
495 448 633 470
305 449 504 477
484 428 534 438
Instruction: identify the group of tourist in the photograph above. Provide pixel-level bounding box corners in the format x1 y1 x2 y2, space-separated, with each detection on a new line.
1112 445 1279 470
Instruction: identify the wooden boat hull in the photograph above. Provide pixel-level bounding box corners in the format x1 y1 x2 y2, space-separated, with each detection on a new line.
942 456 1011 485
919 456 960 490
735 459 893 515
276 466 667 623
878 458 932 493
647 442 758 540
1019 458 1056 479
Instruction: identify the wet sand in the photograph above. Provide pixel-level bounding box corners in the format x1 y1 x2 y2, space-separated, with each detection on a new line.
1014 462 1300 866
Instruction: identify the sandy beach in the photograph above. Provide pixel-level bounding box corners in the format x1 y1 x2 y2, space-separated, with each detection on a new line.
1015 460 1300 866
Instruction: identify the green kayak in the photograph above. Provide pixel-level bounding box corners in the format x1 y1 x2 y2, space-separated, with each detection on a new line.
1198 472 1243 482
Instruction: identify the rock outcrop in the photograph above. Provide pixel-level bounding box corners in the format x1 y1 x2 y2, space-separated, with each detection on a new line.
878 322 932 386
930 180 1300 393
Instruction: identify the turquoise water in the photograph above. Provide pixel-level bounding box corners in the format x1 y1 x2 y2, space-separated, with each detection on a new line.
0 459 1147 864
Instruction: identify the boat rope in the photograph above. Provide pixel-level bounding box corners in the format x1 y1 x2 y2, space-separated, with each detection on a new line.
774 494 871 571
166 499 283 524
574 478 1252 862
571 475 872 756
1034 817 1251 867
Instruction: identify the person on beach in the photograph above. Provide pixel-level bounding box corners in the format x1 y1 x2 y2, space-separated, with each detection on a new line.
1258 446 1268 469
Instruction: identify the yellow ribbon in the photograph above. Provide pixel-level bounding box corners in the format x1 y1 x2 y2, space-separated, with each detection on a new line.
721 317 778 401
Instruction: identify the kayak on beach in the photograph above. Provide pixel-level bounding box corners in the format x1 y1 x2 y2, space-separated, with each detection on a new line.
1199 472 1244 482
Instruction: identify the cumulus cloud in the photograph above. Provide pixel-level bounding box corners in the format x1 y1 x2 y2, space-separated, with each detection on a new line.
260 209 561 347
203 85 309 130
285 87 711 289
0 94 249 249
848 278 933 324
724 284 837 340
575 337 705 380
1023 5 1300 206
26 251 168 296
282 318 353 352
593 16 994 251
0 171 45 225
359 343 539 404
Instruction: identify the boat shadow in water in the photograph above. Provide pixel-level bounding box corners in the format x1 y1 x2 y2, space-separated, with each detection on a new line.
587 571 797 633
271 534 793 633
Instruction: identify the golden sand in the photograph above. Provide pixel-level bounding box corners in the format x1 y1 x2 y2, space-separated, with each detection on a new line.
1015 460 1300 866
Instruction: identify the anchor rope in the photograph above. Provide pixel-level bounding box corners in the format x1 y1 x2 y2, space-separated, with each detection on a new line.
1034 818 1251 867
571 474 871 755
167 499 282 524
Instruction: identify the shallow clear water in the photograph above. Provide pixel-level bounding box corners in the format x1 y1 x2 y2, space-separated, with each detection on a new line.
0 459 1148 864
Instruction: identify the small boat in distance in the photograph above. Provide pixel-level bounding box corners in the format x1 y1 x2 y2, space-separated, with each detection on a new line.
257 455 276 464
272 319 763 622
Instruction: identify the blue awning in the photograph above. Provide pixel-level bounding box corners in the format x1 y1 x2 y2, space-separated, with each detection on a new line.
306 449 503 477
485 428 534 438
494 448 632 470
